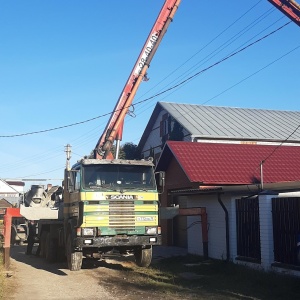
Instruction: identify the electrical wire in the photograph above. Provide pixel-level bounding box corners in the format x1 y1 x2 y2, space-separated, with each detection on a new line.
250 123 300 180
262 124 300 165
1 3 298 180
130 2 275 120
0 21 291 139
135 0 267 101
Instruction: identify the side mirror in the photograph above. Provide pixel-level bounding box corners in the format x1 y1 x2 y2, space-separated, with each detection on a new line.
155 171 165 194
65 170 74 192
158 171 165 187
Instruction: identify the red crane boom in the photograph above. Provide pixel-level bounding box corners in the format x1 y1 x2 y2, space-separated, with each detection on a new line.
94 0 299 160
94 0 181 159
268 0 300 26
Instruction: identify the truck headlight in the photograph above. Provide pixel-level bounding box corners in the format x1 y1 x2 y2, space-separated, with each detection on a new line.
82 228 94 236
145 226 157 235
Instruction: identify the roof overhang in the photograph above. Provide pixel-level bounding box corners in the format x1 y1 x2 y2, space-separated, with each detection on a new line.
168 181 300 196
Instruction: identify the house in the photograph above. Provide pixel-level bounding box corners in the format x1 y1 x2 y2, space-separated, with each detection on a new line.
0 198 14 209
138 102 300 275
138 102 300 161
0 179 24 207
156 141 300 276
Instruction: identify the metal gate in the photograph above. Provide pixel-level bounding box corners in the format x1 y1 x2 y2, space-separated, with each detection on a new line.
236 196 261 262
272 197 300 266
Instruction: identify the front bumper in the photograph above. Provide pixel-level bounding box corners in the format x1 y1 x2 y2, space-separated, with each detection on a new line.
75 235 162 249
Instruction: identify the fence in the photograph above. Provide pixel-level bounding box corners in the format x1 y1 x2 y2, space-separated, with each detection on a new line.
272 197 300 266
236 196 261 262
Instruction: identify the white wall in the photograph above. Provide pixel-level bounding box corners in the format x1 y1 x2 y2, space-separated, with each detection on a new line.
187 194 231 260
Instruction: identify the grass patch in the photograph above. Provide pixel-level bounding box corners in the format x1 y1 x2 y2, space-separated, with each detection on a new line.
149 255 300 299
104 255 300 299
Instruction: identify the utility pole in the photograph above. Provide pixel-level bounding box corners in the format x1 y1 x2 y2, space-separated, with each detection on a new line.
260 161 264 190
65 144 72 171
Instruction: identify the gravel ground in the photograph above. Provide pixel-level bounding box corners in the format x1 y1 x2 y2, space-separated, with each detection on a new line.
5 245 117 300
4 245 188 300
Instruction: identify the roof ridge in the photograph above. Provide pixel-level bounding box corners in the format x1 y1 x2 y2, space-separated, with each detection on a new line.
159 101 300 113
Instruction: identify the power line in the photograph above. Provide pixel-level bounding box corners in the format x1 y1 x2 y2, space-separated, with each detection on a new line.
202 44 300 105
261 124 300 164
251 124 300 179
0 21 291 139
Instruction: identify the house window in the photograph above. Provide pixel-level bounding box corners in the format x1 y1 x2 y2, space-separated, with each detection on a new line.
160 113 169 137
74 169 81 191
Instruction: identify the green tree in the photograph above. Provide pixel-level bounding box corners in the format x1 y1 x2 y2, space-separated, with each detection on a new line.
122 142 139 159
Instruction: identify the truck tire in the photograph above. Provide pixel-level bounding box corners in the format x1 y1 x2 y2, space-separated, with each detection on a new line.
45 232 57 263
134 246 152 267
66 233 82 271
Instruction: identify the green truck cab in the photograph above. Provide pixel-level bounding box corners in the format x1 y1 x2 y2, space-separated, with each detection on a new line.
64 158 163 270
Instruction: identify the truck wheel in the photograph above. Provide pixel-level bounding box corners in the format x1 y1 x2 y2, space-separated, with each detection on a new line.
66 233 82 271
134 246 152 267
45 233 57 263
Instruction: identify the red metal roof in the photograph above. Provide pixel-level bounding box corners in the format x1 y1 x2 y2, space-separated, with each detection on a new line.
164 141 300 185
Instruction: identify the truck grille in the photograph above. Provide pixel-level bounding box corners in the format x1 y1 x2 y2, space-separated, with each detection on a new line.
109 201 135 230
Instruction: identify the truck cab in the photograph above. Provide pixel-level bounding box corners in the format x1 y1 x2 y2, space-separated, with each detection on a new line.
63 158 162 270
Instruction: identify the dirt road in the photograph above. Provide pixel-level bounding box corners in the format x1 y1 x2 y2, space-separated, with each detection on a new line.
6 245 122 300
4 245 188 300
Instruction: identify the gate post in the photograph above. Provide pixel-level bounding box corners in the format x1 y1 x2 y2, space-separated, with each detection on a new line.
3 208 21 269
259 191 277 270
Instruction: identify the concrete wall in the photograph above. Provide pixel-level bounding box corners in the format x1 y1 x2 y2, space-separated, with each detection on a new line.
184 191 300 277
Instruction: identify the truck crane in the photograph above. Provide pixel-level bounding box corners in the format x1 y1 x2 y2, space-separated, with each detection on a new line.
62 0 180 271
19 0 181 272
95 0 180 160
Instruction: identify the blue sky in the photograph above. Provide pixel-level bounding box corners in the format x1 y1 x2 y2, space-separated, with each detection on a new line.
1 0 299 190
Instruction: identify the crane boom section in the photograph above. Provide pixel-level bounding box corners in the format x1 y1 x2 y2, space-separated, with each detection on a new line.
95 0 181 159
268 0 300 26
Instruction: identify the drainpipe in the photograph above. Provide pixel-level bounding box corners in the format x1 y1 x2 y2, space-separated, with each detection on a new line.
217 193 230 261
200 208 209 259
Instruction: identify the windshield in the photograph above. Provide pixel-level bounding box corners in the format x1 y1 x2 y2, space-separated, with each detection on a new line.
82 164 156 191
